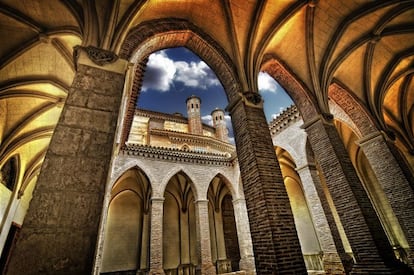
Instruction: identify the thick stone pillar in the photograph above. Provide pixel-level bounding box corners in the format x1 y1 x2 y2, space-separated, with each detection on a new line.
149 198 165 275
6 46 127 274
228 93 307 274
303 115 404 274
296 164 348 274
232 198 256 275
358 132 414 269
195 199 216 275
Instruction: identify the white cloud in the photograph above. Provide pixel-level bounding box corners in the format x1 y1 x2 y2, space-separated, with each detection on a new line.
142 51 220 92
270 107 286 120
175 60 220 89
142 51 176 92
201 114 213 126
258 72 278 93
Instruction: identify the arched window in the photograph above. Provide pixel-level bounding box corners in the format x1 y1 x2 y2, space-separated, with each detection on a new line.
1 157 18 191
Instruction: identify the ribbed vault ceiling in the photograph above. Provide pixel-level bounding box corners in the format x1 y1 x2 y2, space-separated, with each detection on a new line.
0 0 413 183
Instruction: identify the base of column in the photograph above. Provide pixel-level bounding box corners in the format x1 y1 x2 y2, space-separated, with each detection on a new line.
239 256 256 275
322 252 348 275
196 263 216 275
149 268 165 275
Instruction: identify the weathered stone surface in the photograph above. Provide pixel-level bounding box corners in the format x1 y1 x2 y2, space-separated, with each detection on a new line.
6 61 126 274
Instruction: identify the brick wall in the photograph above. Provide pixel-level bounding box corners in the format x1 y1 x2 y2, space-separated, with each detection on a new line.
231 99 307 274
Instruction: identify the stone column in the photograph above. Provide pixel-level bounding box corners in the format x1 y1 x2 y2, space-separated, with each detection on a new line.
6 46 127 275
303 115 403 273
213 209 227 261
296 164 348 274
232 198 256 275
228 93 307 274
195 199 216 275
358 131 414 269
149 197 165 275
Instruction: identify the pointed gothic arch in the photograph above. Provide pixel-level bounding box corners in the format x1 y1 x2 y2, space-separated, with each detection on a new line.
101 167 152 274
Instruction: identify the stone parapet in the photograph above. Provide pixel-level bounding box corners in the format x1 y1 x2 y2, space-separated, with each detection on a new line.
269 105 301 136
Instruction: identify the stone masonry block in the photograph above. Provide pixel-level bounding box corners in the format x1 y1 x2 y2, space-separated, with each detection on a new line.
62 105 114 133
48 125 82 156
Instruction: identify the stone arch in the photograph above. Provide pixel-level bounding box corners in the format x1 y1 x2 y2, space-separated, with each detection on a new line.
101 166 152 273
261 57 321 121
119 18 241 103
207 173 241 273
271 122 308 168
160 169 199 202
208 173 237 200
329 100 362 138
163 170 198 272
0 155 20 192
110 163 154 193
328 82 379 136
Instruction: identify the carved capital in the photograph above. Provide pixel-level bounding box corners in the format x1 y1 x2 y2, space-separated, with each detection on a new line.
243 91 262 105
322 112 334 121
73 45 128 74
74 45 119 67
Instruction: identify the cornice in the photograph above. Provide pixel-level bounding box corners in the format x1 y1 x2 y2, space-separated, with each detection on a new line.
121 143 236 166
150 128 235 153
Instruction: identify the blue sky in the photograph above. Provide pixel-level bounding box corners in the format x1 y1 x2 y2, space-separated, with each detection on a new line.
138 47 293 141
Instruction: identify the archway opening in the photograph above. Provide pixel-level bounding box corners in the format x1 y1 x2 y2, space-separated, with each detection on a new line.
135 47 235 145
275 146 323 272
207 175 240 273
101 167 152 274
257 71 294 123
163 172 197 274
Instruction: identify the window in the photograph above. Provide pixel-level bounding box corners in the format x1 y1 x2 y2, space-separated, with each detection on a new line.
0 157 17 191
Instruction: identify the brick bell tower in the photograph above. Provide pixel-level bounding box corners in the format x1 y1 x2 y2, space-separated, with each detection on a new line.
186 95 203 135
211 108 229 142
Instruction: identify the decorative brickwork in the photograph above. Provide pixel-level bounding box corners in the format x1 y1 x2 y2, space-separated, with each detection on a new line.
229 98 307 274
186 95 203 135
261 58 320 120
6 51 127 274
211 108 229 142
121 59 147 145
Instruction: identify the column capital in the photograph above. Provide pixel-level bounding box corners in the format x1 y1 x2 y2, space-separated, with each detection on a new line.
356 131 384 147
226 91 263 113
74 45 128 74
232 198 246 204
295 163 317 172
150 197 165 203
300 113 334 130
